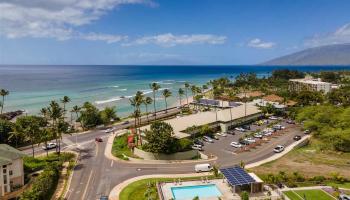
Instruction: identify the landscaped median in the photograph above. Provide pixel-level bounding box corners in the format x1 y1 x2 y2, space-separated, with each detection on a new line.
282 188 338 200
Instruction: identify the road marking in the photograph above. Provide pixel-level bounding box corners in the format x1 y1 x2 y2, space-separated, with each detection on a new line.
110 160 114 167
95 142 98 157
81 170 93 200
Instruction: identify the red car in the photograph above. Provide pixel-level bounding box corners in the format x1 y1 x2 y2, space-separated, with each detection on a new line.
95 137 103 142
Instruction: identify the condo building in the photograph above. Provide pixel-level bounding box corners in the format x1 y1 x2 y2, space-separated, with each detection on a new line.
289 78 333 93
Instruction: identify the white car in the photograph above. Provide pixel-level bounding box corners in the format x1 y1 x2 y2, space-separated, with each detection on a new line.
230 142 242 148
269 116 278 120
216 132 227 137
273 124 285 130
42 143 57 150
245 137 256 144
235 127 246 132
274 145 285 153
263 131 272 136
192 144 203 151
254 133 263 139
104 128 114 133
203 136 214 143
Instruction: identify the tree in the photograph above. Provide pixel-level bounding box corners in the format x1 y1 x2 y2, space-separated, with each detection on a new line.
178 88 185 107
47 101 64 153
79 102 101 129
162 89 172 113
71 105 81 127
0 119 13 144
100 106 117 125
144 121 174 154
143 97 153 123
150 82 161 120
0 89 9 114
13 116 47 157
240 191 249 200
60 96 71 120
184 82 190 107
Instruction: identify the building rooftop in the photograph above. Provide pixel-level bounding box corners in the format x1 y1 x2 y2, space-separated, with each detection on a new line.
141 103 261 139
289 78 332 85
220 166 256 186
0 144 26 165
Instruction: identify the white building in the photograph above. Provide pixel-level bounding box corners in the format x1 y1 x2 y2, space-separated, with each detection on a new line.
289 78 333 93
0 144 26 197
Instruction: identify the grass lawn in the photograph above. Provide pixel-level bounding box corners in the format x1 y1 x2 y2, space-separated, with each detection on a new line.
284 189 335 200
119 176 220 200
326 181 350 189
252 138 350 178
112 134 138 160
24 152 75 173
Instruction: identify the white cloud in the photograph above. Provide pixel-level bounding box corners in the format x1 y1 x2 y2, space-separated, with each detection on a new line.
247 38 276 49
305 23 350 47
123 33 227 47
0 0 155 40
80 32 128 43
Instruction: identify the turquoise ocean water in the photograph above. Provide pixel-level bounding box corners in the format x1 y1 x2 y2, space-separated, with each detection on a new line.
0 65 349 117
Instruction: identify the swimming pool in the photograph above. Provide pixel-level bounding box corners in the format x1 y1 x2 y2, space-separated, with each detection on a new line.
171 184 222 199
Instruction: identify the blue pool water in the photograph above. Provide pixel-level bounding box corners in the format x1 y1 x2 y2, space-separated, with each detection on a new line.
171 184 222 199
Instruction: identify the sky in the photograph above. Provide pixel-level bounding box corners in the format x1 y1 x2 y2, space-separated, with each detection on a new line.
0 0 350 65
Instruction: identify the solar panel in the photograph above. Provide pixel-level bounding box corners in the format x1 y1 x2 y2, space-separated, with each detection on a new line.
220 166 256 186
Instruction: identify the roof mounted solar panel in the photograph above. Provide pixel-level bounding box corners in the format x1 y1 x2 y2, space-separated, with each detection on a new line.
220 166 256 186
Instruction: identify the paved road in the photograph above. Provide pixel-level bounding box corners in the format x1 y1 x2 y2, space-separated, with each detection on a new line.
64 119 304 200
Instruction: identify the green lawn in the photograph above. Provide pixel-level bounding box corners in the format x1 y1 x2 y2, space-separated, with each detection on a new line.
24 152 75 173
326 181 350 189
284 189 335 200
111 134 139 160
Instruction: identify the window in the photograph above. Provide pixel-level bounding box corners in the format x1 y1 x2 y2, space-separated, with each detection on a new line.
3 168 7 173
9 170 13 176
3 175 7 184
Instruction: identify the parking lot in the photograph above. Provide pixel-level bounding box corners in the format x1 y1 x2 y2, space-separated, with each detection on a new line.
200 118 305 166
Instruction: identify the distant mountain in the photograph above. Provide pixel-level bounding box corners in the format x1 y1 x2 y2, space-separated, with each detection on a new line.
262 43 350 65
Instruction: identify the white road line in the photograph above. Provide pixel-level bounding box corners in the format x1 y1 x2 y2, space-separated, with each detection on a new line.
110 160 114 167
81 170 93 200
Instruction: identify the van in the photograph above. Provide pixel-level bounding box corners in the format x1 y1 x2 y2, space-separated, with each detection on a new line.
195 163 212 172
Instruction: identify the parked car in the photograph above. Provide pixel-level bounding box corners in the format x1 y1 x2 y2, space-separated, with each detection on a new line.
227 130 235 135
192 144 203 151
213 135 219 140
42 143 57 150
203 136 214 143
269 116 278 120
100 196 109 200
95 137 103 142
254 133 263 139
273 124 285 130
242 125 251 130
262 130 272 136
339 194 350 200
122 121 129 125
286 119 295 124
274 145 285 153
293 135 302 141
304 129 310 134
245 137 256 144
239 140 250 146
194 139 204 146
216 132 227 137
230 142 242 148
195 163 212 172
254 120 264 126
235 127 246 132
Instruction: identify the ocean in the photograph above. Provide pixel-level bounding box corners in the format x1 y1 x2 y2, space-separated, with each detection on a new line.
0 65 349 117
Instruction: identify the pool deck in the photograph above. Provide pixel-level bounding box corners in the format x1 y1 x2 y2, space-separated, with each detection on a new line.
160 179 239 200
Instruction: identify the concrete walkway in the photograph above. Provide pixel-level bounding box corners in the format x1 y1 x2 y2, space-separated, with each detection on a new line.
108 172 212 200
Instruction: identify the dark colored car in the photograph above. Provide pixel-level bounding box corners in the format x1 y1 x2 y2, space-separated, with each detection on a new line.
95 137 103 142
100 196 108 200
239 140 249 146
286 120 295 124
293 135 302 141
194 139 204 146
227 130 235 135
242 125 251 130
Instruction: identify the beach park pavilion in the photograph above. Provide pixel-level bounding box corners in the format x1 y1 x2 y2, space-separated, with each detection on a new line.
141 101 263 139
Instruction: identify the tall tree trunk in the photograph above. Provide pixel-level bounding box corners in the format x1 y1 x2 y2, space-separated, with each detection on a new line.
165 98 168 113
145 105 149 123
153 92 157 120
185 90 189 108
1 96 4 114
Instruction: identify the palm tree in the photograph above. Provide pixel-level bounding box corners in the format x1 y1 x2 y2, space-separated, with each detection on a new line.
184 82 190 107
71 105 81 127
143 97 153 123
131 109 141 145
60 96 71 120
150 82 161 120
162 89 172 113
47 101 64 153
0 89 9 114
178 88 184 107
